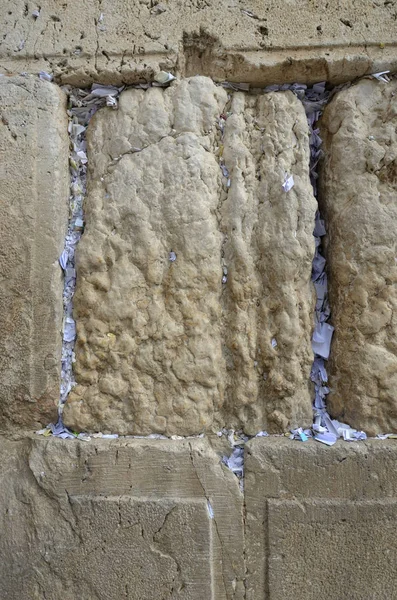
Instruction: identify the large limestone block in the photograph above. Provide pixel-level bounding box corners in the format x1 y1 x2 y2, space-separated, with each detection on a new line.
266 500 397 600
67 77 228 435
0 76 68 431
245 438 397 600
1 0 396 85
0 436 244 600
221 90 316 433
64 78 316 435
320 79 397 434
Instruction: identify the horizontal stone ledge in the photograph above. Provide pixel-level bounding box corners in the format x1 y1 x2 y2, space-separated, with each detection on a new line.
1 46 397 87
244 437 397 500
2 434 397 599
1 0 396 88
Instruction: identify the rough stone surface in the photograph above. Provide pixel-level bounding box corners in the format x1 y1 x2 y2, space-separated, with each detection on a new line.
1 1 397 85
245 437 397 600
63 77 316 436
266 500 397 600
0 435 244 600
0 76 69 431
320 79 397 435
221 90 316 433
67 76 227 435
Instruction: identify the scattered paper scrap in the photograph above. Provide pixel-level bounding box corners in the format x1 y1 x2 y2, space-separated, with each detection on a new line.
312 322 334 360
222 447 244 477
370 70 390 83
290 427 311 442
151 3 167 14
282 174 294 192
39 71 53 81
220 164 229 178
106 95 118 109
241 8 259 18
313 212 326 236
323 414 339 437
315 432 337 446
59 249 68 270
154 71 176 85
97 12 106 31
63 317 76 343
87 84 120 98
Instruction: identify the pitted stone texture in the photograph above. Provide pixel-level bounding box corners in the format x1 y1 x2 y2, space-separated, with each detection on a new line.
221 91 316 433
66 77 228 435
245 438 397 600
64 78 316 436
1 0 397 85
0 76 68 431
266 500 397 600
0 436 244 600
320 79 397 435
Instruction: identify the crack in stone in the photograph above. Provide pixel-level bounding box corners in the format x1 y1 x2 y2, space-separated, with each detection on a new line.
187 441 241 599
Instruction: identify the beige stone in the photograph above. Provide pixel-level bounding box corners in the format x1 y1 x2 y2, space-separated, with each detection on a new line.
63 78 316 436
320 79 397 435
1 1 397 85
0 76 69 431
221 90 316 433
266 500 397 600
0 435 244 600
66 76 227 435
245 437 397 600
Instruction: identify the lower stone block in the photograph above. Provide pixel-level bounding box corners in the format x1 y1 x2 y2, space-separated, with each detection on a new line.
245 437 397 600
0 436 244 600
267 499 397 600
54 496 213 599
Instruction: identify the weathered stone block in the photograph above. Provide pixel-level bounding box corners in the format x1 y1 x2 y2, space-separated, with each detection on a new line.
266 499 397 600
64 77 316 436
1 1 396 85
320 79 397 434
0 436 244 599
245 438 397 599
221 90 316 433
0 76 69 431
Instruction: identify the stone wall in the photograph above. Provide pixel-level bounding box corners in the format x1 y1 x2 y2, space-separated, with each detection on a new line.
2 436 397 599
2 1 397 598
1 0 397 84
